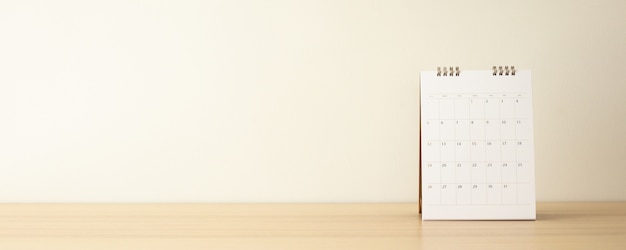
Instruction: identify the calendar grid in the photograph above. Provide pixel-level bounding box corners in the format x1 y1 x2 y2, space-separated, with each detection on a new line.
422 93 535 206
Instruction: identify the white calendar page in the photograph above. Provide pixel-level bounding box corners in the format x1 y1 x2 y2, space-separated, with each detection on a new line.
420 70 536 220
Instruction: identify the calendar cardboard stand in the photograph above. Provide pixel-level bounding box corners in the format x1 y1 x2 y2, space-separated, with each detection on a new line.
419 66 536 220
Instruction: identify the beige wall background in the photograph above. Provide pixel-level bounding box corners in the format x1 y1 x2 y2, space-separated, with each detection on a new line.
0 0 624 202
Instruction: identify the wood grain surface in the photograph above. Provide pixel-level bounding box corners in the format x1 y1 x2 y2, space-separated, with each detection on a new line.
0 202 624 249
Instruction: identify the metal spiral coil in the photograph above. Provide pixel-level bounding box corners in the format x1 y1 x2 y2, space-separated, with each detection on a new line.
492 66 516 76
437 66 460 76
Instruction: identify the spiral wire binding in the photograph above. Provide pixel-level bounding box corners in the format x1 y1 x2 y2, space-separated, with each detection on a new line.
437 66 460 76
492 66 516 76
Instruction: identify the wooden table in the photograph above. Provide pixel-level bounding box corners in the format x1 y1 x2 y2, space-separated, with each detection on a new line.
1 202 624 249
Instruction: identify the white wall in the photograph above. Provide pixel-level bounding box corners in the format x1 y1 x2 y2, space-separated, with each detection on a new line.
0 0 624 202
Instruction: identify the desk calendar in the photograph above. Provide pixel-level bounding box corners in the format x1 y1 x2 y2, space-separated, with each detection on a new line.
420 66 536 220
